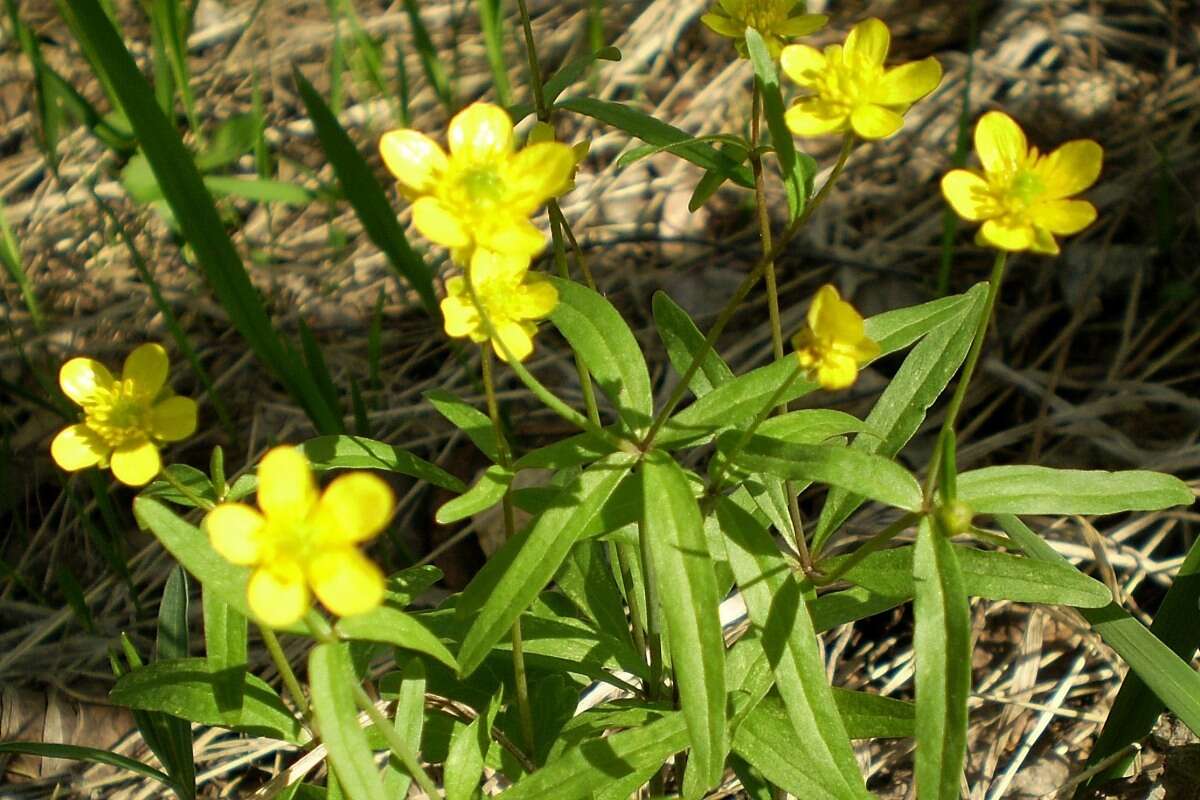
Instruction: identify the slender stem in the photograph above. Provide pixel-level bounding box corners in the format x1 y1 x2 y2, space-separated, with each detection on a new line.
351 682 443 798
515 0 548 120
810 512 921 586
259 626 312 726
707 362 801 494
640 133 855 449
157 466 214 511
923 250 1008 502
482 347 536 762
551 201 597 291
611 541 649 686
637 518 664 701
549 210 602 426
749 84 784 364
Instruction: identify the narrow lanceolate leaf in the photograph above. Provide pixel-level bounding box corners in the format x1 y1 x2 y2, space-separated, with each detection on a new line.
912 518 971 800
65 0 342 434
154 567 196 797
0 742 176 790
424 389 500 462
745 28 813 220
309 643 387 800
862 290 975 355
382 660 426 797
436 466 512 524
548 277 653 435
443 691 498 800
641 451 726 792
299 435 464 492
717 492 868 799
456 455 636 676
293 69 436 313
956 466 1194 515
335 606 458 670
110 658 304 744
652 290 734 398
556 96 754 188
202 587 247 722
721 433 923 512
814 283 988 552
999 515 1200 739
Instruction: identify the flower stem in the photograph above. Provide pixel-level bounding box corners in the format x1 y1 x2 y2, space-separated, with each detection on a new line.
750 83 784 364
923 249 1008 503
515 0 548 120
259 625 312 727
351 681 443 798
481 346 537 763
550 208 603 427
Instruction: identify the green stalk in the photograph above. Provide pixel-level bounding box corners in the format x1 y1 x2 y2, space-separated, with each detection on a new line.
351 682 442 798
514 0 547 120
259 626 312 728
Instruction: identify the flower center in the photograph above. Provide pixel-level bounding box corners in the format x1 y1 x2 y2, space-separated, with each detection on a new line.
814 50 882 112
477 275 526 324
259 514 321 567
1008 169 1046 206
85 382 151 447
448 166 506 216
742 0 791 29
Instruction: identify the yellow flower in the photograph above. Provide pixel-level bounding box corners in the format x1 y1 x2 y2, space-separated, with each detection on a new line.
792 284 880 390
379 103 577 261
50 343 197 487
941 111 1102 255
203 447 393 628
440 249 558 363
527 121 590 194
780 17 942 140
701 0 827 58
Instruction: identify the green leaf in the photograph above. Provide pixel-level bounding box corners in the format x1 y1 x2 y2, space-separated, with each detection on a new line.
142 464 217 508
133 497 303 634
745 27 813 220
154 566 196 796
862 287 977 355
310 643 387 800
652 290 734 397
830 544 1113 608
196 114 259 171
721 433 923 512
912 518 971 800
202 587 247 723
957 466 1195 515
555 541 637 654
293 68 436 313
717 492 868 798
203 175 313 205
542 46 621 108
0 742 176 790
641 451 726 792
512 429 616 470
335 606 458 670
814 283 988 551
425 389 500 462
436 466 512 524
382 660 426 797
299 435 465 492
401 0 453 110
110 658 304 744
456 455 636 676
999 515 1200 740
476 0 510 106
444 691 498 800
810 585 908 632
688 142 748 212
65 0 341 433
831 688 916 740
547 276 652 435
556 96 754 188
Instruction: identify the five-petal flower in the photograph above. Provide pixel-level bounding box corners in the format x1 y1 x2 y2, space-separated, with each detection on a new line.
701 0 828 59
780 17 942 140
204 447 393 628
792 284 879 390
51 343 197 486
941 111 1102 254
380 103 577 262
440 249 559 363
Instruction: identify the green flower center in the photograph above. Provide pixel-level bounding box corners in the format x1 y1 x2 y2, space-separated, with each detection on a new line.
742 0 793 29
1008 169 1046 205
450 166 506 214
85 382 151 447
814 51 883 112
260 515 321 566
477 275 527 324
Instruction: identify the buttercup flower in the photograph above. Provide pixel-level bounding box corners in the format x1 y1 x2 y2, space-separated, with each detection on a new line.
941 111 1102 254
440 249 558 363
792 284 880 390
781 17 942 140
527 121 590 194
701 0 827 59
380 103 576 261
51 343 197 486
204 447 393 628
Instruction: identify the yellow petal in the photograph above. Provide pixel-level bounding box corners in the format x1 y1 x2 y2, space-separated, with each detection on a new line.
256 446 318 521
816 353 861 391
51 424 109 471
979 218 1035 251
975 112 1027 175
470 248 529 285
777 13 828 37
516 276 559 320
849 335 882 365
447 103 514 163
874 57 942 105
492 320 536 363
412 197 471 249
941 170 995 221
312 472 395 546
122 343 169 398
247 561 310 628
150 396 198 442
809 285 865 342
1029 227 1061 256
785 100 847 137
844 18 889 67
204 503 267 565
700 11 740 38
441 280 483 340
850 104 904 139
780 44 826 86
1032 198 1096 235
505 142 577 214
477 216 546 257
307 548 384 618
59 358 115 406
110 440 162 486
1034 140 1103 199
379 129 448 196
